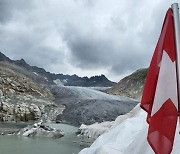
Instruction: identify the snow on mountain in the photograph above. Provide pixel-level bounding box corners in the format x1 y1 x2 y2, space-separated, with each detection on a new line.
53 79 64 86
79 104 180 154
33 72 39 76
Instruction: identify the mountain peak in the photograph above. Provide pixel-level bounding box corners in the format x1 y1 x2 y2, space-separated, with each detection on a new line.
0 51 116 87
106 68 148 100
0 52 11 62
19 58 26 63
15 58 30 68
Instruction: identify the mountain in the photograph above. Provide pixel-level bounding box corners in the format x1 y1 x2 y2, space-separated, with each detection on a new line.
0 52 11 62
0 52 116 87
106 68 148 100
0 51 138 127
0 60 57 122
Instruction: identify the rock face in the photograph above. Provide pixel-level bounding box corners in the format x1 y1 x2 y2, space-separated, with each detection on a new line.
0 60 59 122
17 121 64 138
0 102 44 121
106 68 148 100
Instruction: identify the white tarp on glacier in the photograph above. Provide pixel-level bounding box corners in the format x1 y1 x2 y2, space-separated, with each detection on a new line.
79 104 180 154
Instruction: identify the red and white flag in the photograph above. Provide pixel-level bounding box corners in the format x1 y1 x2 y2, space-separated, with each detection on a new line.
141 8 179 154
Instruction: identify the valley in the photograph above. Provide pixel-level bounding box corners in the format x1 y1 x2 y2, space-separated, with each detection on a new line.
0 51 143 154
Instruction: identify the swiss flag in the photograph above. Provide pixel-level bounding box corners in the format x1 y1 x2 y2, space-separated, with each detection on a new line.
141 8 179 154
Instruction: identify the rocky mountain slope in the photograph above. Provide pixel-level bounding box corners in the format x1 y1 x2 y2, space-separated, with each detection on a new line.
0 52 116 87
0 61 58 122
106 68 148 100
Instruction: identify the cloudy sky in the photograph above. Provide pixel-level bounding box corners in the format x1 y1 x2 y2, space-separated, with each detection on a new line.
0 0 179 82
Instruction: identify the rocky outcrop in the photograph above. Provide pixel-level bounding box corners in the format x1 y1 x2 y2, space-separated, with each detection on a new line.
0 101 63 122
0 59 61 122
0 102 44 121
0 68 54 102
17 121 64 138
106 68 148 100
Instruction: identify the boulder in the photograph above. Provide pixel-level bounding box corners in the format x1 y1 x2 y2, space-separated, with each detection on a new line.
17 121 64 138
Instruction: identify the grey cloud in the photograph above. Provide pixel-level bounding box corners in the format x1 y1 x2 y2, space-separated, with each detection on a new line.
66 35 114 69
63 26 147 74
60 0 157 74
73 0 95 7
0 0 176 81
0 21 63 71
25 45 63 69
0 33 63 71
0 0 32 24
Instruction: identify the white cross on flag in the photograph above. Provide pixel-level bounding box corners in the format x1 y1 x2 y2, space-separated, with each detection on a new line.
141 8 179 154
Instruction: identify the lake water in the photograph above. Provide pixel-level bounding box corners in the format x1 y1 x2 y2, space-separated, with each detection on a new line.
0 123 90 154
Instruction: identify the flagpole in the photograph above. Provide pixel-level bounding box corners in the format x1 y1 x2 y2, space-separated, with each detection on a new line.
171 3 180 133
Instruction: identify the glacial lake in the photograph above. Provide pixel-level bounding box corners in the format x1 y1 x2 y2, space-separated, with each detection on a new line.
0 123 90 154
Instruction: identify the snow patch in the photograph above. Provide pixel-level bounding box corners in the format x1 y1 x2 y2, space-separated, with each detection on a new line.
53 79 64 86
44 77 48 81
33 72 39 76
63 79 68 83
